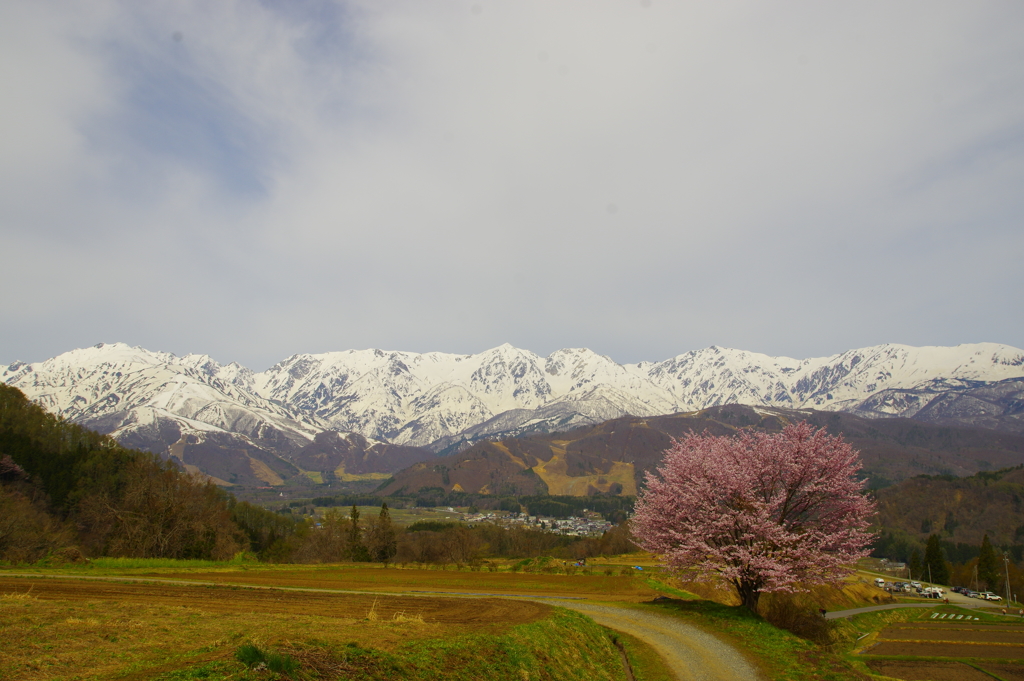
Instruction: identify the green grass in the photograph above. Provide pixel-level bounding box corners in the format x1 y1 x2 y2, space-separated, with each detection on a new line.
639 598 863 681
611 630 676 681
641 575 701 600
152 661 243 680
152 609 629 681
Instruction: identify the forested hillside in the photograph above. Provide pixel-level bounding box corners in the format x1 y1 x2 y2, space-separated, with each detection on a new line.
0 383 253 562
0 383 630 566
874 466 1024 562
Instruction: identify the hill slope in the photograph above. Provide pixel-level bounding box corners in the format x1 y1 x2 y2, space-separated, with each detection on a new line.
377 405 1024 497
874 466 1024 561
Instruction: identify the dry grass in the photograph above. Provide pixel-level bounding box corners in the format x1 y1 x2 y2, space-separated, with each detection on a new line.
365 595 431 624
391 610 425 624
0 589 36 601
366 595 380 621
0 578 541 680
530 451 638 496
667 572 887 611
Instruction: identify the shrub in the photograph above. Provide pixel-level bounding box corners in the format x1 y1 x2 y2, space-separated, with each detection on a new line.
235 643 265 667
760 594 837 645
266 651 299 674
235 642 299 675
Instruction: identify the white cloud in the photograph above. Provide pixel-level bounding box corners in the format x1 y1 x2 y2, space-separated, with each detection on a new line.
1 0 1022 369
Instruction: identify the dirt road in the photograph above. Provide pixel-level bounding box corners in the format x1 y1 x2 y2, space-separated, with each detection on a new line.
547 600 763 681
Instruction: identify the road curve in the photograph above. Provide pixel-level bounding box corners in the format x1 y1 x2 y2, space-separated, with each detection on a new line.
545 600 763 681
0 573 761 681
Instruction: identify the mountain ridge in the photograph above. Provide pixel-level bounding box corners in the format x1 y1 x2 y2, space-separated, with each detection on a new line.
4 341 1024 486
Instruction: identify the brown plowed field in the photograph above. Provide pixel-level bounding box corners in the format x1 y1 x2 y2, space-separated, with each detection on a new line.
151 566 658 600
866 660 1006 680
0 577 550 625
867 641 1024 660
881 628 1024 643
898 622 1024 631
980 664 1024 680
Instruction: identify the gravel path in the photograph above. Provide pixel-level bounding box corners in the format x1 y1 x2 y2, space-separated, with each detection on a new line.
546 600 764 681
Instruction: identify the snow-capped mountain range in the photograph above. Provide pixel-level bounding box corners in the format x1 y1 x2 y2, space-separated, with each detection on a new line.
4 342 1024 479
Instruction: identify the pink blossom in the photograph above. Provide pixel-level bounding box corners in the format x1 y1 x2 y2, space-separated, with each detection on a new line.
631 421 875 612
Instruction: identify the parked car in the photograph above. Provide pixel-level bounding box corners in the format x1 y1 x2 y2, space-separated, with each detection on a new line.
911 581 922 589
967 591 980 598
985 593 1003 601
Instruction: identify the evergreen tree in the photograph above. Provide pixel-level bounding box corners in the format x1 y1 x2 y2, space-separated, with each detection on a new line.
366 502 398 567
924 534 950 584
346 504 369 561
908 549 923 581
978 534 1000 590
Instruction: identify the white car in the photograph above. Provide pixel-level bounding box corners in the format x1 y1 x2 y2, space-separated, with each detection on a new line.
985 593 1003 601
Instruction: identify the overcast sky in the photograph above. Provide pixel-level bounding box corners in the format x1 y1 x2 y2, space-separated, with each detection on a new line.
2 1 1023 370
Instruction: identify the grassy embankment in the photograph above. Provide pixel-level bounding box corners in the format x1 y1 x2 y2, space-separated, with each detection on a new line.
638 572 890 681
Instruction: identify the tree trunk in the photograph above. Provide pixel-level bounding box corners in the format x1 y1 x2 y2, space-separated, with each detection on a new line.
736 580 761 614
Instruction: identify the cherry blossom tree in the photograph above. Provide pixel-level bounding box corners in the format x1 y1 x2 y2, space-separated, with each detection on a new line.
631 422 875 613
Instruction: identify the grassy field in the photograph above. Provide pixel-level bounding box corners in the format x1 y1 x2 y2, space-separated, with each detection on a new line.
0 576 636 680
1 559 934 680
4 558 663 600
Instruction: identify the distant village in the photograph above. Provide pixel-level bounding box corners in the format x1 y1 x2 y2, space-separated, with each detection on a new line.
455 509 615 537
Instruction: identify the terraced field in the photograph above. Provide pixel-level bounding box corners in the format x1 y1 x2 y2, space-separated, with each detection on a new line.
861 612 1024 680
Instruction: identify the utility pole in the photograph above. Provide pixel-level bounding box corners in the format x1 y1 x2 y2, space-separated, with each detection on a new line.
1004 553 1012 605
928 563 932 586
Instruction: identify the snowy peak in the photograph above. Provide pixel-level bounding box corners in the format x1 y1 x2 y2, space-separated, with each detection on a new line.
1 343 321 456
6 341 1024 460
